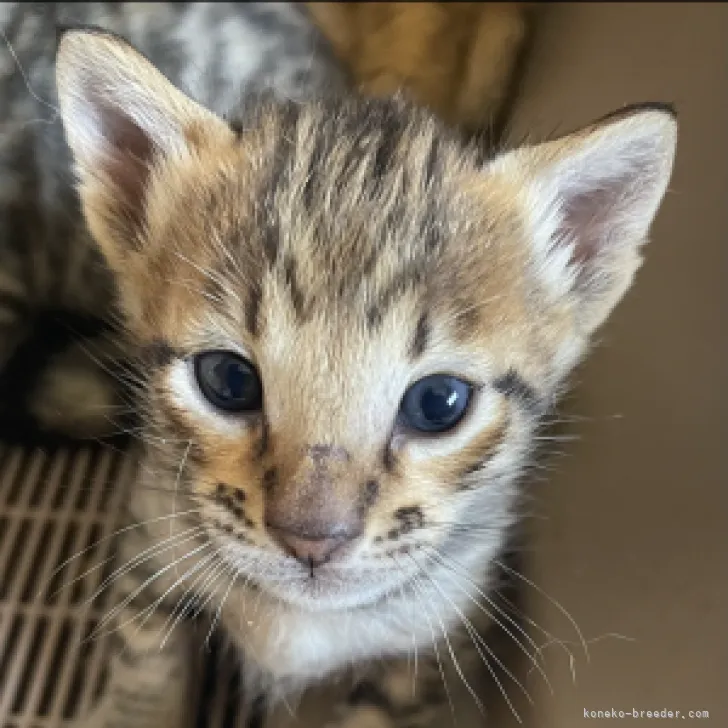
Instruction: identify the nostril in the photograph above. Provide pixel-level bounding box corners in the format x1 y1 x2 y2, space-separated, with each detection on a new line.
267 525 354 567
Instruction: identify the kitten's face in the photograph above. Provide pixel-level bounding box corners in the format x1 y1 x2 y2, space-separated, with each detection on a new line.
56 31 677 612
114 106 547 610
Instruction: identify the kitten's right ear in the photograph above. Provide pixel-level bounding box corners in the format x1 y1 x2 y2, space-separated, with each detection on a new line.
56 28 232 254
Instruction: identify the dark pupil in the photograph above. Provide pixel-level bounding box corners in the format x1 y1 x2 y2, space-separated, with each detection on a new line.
212 358 253 402
420 383 459 425
400 374 470 433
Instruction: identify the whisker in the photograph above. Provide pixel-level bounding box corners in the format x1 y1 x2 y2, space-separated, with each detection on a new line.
171 441 193 580
173 251 243 306
490 590 579 681
89 539 212 641
158 549 226 650
0 26 60 117
408 552 528 723
389 555 456 719
494 559 590 664
205 564 240 649
395 578 419 698
40 510 202 599
409 560 487 718
190 556 237 622
425 547 553 694
133 543 217 638
76 526 207 608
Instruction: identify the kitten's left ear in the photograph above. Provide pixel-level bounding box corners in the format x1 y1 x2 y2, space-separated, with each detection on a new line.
56 28 232 256
490 104 677 335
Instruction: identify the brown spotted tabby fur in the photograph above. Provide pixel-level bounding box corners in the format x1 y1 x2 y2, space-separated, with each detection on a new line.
53 26 677 728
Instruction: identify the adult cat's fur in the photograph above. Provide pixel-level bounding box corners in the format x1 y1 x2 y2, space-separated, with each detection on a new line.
51 24 676 728
0 2 344 439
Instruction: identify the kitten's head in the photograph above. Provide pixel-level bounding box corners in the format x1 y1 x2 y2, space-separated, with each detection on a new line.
56 30 676 613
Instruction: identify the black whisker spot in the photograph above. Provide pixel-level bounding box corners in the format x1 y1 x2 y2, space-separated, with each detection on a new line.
361 479 379 508
382 445 396 473
394 506 424 534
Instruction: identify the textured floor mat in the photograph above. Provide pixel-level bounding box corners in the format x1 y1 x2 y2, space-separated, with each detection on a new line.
0 445 253 728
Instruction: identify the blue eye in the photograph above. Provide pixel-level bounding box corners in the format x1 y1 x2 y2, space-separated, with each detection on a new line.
194 352 262 413
400 375 472 433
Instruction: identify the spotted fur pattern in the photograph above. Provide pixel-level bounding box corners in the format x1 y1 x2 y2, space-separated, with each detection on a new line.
19 20 679 728
0 2 344 438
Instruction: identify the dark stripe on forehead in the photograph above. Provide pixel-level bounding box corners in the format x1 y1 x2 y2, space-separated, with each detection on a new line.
261 211 280 269
301 119 329 213
245 284 263 339
493 369 540 413
372 104 404 179
366 259 427 331
423 133 440 191
259 112 294 270
408 312 430 360
283 254 306 320
420 137 446 256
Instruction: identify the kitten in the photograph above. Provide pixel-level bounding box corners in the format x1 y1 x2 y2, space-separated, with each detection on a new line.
0 2 344 439
51 25 677 728
304 2 539 137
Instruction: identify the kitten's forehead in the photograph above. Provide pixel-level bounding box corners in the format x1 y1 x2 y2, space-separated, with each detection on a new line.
141 95 566 396
212 97 525 336
242 95 470 309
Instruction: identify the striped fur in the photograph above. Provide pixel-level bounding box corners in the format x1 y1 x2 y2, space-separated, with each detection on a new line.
51 25 676 728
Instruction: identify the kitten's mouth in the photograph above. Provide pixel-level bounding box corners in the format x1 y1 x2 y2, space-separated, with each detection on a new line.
249 559 418 612
216 530 424 611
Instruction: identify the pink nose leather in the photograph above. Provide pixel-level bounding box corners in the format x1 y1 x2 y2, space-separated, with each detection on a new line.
269 528 346 567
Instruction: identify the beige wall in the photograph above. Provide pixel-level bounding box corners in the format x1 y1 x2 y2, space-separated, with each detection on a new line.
493 4 727 727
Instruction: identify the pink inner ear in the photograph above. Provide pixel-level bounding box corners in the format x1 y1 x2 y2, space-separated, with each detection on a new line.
95 93 155 228
562 185 619 266
559 165 641 270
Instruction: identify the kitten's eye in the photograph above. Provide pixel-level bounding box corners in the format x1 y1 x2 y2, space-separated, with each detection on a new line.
400 375 471 433
194 352 262 413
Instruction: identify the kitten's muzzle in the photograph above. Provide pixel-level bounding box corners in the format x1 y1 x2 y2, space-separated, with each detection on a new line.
264 443 365 568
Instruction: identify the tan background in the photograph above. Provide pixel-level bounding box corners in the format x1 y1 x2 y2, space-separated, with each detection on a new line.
487 4 727 726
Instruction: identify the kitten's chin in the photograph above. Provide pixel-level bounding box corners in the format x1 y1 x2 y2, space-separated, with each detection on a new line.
255 565 410 613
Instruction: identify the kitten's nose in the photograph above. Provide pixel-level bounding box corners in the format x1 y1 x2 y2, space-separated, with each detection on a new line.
267 526 351 568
